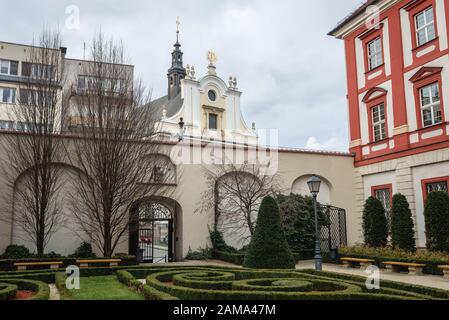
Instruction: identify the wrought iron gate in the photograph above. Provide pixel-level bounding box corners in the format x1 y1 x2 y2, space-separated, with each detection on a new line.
320 205 347 252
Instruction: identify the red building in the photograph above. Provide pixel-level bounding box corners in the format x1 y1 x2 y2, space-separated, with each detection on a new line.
330 0 449 247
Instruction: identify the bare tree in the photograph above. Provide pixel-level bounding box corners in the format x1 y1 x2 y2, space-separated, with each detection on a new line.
2 30 66 255
67 33 164 257
199 161 280 246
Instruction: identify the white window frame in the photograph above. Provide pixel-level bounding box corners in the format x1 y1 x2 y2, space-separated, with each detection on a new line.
0 59 18 76
419 82 442 127
367 37 383 70
372 103 386 141
0 87 16 104
415 7 436 46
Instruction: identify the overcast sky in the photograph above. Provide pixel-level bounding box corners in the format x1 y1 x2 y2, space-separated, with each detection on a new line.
0 0 364 151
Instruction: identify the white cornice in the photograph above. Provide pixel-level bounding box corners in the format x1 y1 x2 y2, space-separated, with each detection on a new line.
332 0 400 39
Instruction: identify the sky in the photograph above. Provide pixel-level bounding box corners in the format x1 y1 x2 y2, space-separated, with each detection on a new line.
0 0 365 151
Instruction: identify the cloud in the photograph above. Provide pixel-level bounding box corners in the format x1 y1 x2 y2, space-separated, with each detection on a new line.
0 0 363 150
306 136 348 152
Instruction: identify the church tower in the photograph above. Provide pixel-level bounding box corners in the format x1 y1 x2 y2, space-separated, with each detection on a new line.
167 17 186 100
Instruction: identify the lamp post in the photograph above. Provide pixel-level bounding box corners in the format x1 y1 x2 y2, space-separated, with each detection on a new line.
307 174 322 271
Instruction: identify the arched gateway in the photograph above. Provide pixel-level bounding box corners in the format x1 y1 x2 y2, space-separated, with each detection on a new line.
129 197 181 263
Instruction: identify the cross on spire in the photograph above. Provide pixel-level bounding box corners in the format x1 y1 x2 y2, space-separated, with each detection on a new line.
176 16 180 43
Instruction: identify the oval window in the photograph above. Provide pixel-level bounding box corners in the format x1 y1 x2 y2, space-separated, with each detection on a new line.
208 90 217 102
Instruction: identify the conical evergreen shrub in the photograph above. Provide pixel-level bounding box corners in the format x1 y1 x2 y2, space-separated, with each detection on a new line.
424 191 449 252
243 196 295 269
362 197 388 247
391 193 415 251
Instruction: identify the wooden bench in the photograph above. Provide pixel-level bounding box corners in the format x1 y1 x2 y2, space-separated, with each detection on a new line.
76 259 121 268
438 265 449 278
13 261 63 271
340 257 375 269
383 261 425 275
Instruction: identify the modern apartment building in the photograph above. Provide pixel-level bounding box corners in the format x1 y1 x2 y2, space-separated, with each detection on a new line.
0 41 66 131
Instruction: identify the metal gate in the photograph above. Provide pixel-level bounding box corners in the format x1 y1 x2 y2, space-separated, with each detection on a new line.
320 205 347 252
130 201 174 263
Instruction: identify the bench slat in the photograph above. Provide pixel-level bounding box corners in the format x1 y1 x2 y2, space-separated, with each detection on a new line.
76 259 121 263
340 257 374 263
383 261 425 267
14 261 63 266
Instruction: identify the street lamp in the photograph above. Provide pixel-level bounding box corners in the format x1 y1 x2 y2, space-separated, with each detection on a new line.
307 174 322 271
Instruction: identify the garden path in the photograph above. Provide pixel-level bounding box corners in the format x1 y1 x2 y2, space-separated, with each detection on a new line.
295 260 449 291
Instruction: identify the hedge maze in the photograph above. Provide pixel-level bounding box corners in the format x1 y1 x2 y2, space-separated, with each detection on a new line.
0 265 448 300
116 266 449 300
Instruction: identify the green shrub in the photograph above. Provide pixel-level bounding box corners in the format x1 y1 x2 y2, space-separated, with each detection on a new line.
243 196 295 269
362 197 388 247
214 250 245 265
1 279 50 300
209 229 237 253
276 193 327 254
185 247 212 260
70 242 96 258
424 191 449 252
391 194 416 251
116 270 135 286
0 282 18 300
42 251 62 258
2 245 32 259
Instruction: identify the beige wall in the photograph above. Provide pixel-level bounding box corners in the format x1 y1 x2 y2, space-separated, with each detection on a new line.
354 146 449 248
0 134 356 257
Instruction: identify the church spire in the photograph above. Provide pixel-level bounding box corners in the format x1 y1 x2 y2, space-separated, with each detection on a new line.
167 16 186 100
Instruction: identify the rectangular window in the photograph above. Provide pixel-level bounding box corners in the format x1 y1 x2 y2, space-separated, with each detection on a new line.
372 103 386 141
415 7 436 46
21 62 54 79
420 82 441 127
0 59 19 76
208 113 218 130
0 120 13 131
426 181 448 194
373 185 392 231
0 87 16 103
367 37 383 70
78 76 86 89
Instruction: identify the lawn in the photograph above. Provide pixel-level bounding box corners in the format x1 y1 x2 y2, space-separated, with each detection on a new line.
64 275 143 300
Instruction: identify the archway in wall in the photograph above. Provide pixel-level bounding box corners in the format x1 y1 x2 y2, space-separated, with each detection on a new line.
215 171 262 250
129 197 182 263
12 163 88 256
291 175 332 205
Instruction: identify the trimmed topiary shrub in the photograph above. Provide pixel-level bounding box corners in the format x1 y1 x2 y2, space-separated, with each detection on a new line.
391 194 416 252
2 245 32 259
243 196 295 269
362 197 388 248
424 191 449 252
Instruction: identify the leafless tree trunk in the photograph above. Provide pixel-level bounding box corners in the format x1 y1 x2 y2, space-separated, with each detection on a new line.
67 33 163 257
198 162 279 246
2 30 66 256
